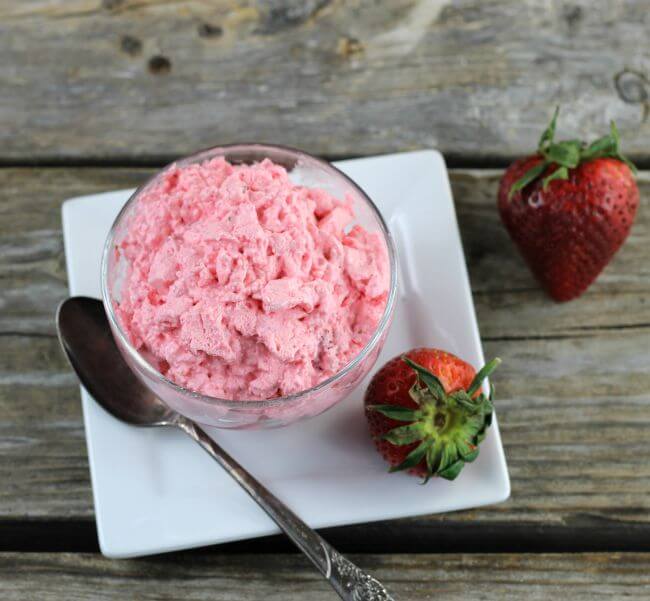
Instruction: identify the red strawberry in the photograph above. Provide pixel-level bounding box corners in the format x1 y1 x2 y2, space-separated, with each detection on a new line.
364 348 500 481
498 108 639 302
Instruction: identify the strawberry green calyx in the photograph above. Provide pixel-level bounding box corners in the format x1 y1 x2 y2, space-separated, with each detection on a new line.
369 357 501 482
508 107 637 199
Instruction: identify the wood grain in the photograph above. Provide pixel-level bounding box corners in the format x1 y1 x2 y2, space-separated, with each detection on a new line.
1 167 648 552
1 1 650 162
2 552 650 600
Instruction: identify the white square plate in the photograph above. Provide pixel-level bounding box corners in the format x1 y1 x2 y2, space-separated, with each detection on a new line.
62 150 510 558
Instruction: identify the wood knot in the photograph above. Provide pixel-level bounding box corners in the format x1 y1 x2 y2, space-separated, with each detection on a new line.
563 5 583 31
336 36 364 59
197 23 223 39
614 69 649 104
148 55 171 75
120 35 142 57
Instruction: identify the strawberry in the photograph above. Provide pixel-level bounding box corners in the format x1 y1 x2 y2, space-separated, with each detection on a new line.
365 348 500 481
498 108 639 302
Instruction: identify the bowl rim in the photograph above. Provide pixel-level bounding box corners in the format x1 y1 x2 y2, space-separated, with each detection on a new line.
101 142 398 410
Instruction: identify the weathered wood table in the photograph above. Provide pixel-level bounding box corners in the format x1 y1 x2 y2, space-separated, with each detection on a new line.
2 1 649 598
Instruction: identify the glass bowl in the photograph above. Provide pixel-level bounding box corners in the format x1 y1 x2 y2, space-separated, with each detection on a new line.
101 144 398 429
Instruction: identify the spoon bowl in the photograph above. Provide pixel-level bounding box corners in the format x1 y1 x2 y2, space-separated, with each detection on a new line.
56 297 175 427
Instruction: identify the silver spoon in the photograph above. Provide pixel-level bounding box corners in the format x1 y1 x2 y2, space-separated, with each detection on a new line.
56 296 394 601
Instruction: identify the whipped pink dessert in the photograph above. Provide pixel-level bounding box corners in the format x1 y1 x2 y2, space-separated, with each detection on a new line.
116 157 389 400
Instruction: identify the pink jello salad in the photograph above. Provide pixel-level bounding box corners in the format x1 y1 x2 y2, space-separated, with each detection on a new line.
116 157 389 401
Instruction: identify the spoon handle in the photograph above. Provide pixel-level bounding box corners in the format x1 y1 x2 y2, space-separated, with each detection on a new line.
177 417 395 601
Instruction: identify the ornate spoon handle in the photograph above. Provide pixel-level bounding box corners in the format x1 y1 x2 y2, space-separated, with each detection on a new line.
178 418 395 600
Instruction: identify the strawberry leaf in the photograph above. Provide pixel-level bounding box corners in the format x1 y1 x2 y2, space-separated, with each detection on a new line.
388 440 429 473
382 423 426 446
542 141 581 168
463 448 480 462
467 358 502 397
439 443 456 471
508 161 547 200
582 132 617 160
426 442 439 473
408 382 422 404
438 459 465 481
476 413 493 444
578 121 637 174
479 396 494 415
450 390 478 412
369 405 419 422
538 106 559 151
610 121 637 174
402 356 446 400
542 166 569 188
455 438 474 456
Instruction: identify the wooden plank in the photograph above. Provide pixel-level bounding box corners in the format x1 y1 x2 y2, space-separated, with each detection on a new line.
1 553 650 600
1 1 650 162
1 167 649 552
1 167 648 337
